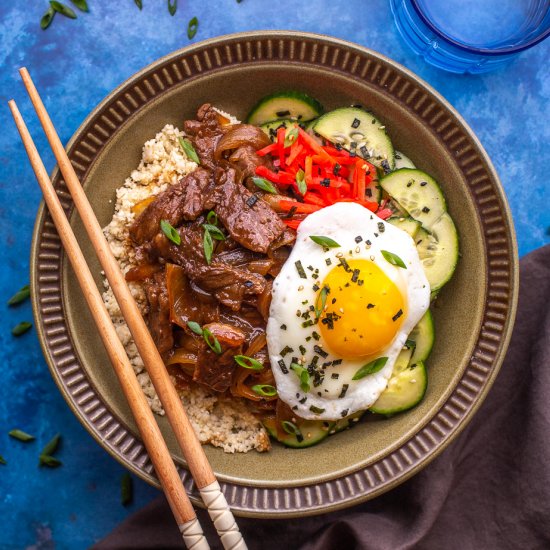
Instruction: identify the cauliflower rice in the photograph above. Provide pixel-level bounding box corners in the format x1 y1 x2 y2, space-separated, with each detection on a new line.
102 123 270 453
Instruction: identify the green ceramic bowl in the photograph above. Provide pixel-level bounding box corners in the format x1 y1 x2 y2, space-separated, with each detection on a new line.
31 31 518 517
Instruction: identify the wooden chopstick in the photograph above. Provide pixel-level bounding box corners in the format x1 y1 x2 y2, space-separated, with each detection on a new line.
9 99 209 550
18 68 247 550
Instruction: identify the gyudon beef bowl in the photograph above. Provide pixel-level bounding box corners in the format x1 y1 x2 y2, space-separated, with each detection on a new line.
32 32 518 517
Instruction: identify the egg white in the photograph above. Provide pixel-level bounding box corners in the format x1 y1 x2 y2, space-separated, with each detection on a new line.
266 203 430 420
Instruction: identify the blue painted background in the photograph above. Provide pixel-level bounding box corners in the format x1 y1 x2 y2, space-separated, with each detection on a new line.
0 1 548 547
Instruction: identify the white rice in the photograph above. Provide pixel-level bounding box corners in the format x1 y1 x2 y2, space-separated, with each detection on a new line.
102 123 270 453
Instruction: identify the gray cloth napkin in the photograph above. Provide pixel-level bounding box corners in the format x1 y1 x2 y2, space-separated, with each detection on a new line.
94 245 550 550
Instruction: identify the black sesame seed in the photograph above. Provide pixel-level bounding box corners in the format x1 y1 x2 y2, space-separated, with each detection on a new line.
355 235 362 243
367 303 375 309
299 397 307 404
276 110 291 117
340 409 349 417
280 324 287 330
420 181 427 186
378 222 385 233
422 206 431 213
325 258 332 266
333 163 341 176
351 118 360 128
320 178 330 188
246 194 259 207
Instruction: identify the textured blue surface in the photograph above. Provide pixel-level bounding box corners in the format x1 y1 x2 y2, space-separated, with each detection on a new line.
0 1 548 548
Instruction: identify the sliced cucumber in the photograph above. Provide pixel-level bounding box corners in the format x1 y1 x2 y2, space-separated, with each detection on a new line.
332 410 365 433
408 310 435 364
394 150 416 170
260 119 297 142
380 169 446 229
387 216 421 238
248 91 323 126
312 107 395 170
393 346 414 376
370 361 427 415
262 417 333 448
415 213 459 292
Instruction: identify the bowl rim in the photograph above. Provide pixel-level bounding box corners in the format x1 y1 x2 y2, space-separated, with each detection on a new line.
30 30 519 517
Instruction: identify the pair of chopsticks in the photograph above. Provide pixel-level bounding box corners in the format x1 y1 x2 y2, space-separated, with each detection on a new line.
10 68 247 550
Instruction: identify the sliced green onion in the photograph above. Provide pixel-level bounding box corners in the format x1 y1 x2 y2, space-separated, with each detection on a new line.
252 176 277 194
206 211 218 226
40 434 61 457
121 473 133 505
405 339 416 350
39 455 62 467
381 250 407 269
187 16 198 39
168 0 177 16
290 363 310 393
7 285 30 306
309 236 341 249
284 126 299 148
70 0 89 11
203 227 214 264
281 420 302 438
203 328 222 354
309 405 325 414
8 429 35 442
234 355 264 370
352 357 388 380
202 224 225 241
314 285 329 319
252 384 277 398
12 322 32 337
160 220 181 245
49 1 77 18
296 169 307 195
178 137 200 164
187 321 203 335
40 6 55 29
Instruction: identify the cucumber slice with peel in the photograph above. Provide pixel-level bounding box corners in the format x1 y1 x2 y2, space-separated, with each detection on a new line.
415 213 459 292
313 107 395 170
408 310 435 364
332 410 365 433
370 361 428 415
387 216 421 238
380 169 446 229
248 91 323 126
394 150 416 170
262 417 333 448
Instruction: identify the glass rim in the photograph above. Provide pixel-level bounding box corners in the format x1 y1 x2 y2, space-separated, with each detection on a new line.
411 0 550 55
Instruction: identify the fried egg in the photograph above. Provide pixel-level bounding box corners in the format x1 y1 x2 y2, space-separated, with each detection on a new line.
266 202 430 420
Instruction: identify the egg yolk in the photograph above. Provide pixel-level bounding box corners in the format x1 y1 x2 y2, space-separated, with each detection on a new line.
317 258 406 359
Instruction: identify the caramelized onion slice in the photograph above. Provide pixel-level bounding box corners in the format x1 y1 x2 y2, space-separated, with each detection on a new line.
214 124 271 161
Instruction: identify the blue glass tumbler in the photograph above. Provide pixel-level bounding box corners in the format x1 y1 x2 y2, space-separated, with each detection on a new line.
390 0 550 73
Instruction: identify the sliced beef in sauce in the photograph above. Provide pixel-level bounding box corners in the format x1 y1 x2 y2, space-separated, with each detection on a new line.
193 322 245 392
129 167 214 245
229 144 272 182
143 270 173 355
214 166 286 254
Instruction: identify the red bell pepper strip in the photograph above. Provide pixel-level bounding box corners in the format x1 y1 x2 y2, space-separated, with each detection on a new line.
278 199 322 214
256 142 278 157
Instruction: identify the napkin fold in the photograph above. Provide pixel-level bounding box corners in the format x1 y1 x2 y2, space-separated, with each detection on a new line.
94 245 550 550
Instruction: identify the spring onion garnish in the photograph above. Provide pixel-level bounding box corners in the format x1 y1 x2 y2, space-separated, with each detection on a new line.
290 363 310 393
8 285 30 306
39 434 62 468
186 321 203 335
12 322 32 337
202 328 222 354
309 236 341 249
202 223 225 241
282 421 303 440
381 250 407 269
352 357 388 380
160 219 181 245
70 0 89 11
8 429 35 442
40 6 56 28
206 211 218 226
168 0 177 16
252 176 277 194
187 16 199 38
121 472 133 505
50 1 77 18
405 339 416 349
234 355 264 370
284 127 299 148
309 405 325 414
203 227 214 264
178 137 200 164
296 169 307 195
314 285 329 319
0 455 6 465
134 0 143 9
252 384 277 398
